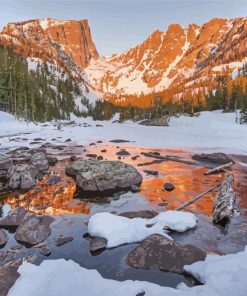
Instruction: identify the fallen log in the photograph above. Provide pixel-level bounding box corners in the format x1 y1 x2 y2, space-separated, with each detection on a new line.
141 152 213 168
212 174 236 225
204 161 234 176
176 183 221 211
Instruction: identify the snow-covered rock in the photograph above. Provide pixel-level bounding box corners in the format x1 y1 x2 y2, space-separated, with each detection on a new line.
88 211 197 248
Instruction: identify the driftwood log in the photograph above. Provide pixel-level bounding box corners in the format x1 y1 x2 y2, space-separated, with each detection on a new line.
204 161 234 175
212 174 236 224
176 183 220 211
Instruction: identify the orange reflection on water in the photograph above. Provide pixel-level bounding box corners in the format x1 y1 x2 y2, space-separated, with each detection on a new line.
4 160 91 215
88 144 225 216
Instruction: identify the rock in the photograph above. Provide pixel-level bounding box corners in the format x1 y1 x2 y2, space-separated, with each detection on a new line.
86 154 97 158
33 138 44 141
47 156 58 166
40 245 51 256
130 185 141 193
65 159 143 196
126 234 206 273
89 236 107 252
8 164 39 190
164 183 175 192
0 207 28 228
0 229 8 247
119 210 158 219
213 175 236 225
65 138 71 142
0 154 13 172
101 149 107 153
55 235 73 246
15 214 54 246
97 156 103 160
96 125 103 127
131 155 140 160
70 155 77 161
139 115 170 126
0 258 22 296
191 153 232 164
109 139 131 143
47 173 61 185
89 143 96 146
31 152 49 171
143 169 159 176
116 149 130 156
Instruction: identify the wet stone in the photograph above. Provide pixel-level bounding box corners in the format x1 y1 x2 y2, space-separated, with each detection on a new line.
31 152 49 171
0 207 28 228
164 183 175 192
191 153 232 164
143 169 159 176
89 236 107 252
116 149 131 156
40 245 51 256
0 229 8 247
55 235 73 246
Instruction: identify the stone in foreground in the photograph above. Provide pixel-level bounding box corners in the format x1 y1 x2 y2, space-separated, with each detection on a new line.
191 153 232 164
8 164 39 190
15 214 54 246
0 229 8 247
126 234 206 273
0 207 28 228
65 159 142 196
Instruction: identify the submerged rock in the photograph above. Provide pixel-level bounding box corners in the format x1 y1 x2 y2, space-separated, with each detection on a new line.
119 210 158 219
126 234 206 273
191 153 232 164
55 235 73 246
65 159 142 196
15 214 54 246
213 175 236 225
88 236 107 252
0 207 28 228
164 183 175 192
40 245 51 256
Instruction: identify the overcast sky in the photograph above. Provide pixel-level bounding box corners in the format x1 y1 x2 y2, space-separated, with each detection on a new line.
0 0 246 56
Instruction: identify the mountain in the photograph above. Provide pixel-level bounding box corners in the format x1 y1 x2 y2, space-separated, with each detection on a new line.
85 17 247 104
0 17 247 110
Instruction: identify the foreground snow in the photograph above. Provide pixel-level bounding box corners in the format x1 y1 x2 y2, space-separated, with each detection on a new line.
9 246 247 296
88 211 197 248
0 110 247 154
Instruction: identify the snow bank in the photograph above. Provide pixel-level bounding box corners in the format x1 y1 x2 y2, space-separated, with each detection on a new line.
88 211 197 248
9 247 247 296
0 110 247 155
0 111 39 137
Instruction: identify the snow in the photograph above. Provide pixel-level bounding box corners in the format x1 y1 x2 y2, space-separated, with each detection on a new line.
88 211 197 248
0 111 39 137
8 246 247 296
0 110 247 155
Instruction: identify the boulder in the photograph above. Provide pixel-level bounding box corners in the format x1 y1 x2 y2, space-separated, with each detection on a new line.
191 153 232 164
126 234 206 273
139 115 170 126
0 229 8 247
31 152 49 171
47 173 61 185
8 164 39 190
15 214 54 245
0 155 13 178
65 159 142 196
0 207 28 228
47 156 58 166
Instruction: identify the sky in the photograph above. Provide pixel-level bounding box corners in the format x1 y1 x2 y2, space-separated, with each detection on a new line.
0 0 246 56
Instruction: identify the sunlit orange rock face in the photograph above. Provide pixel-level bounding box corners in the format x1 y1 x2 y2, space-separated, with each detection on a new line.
0 18 98 72
85 17 247 102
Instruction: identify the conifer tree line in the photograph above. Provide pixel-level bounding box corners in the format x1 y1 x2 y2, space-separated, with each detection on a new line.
0 45 89 122
0 44 247 123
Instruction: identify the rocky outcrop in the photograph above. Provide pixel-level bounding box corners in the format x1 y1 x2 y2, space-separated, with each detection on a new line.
126 234 206 273
8 164 39 190
191 153 232 164
139 115 170 126
65 159 142 196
